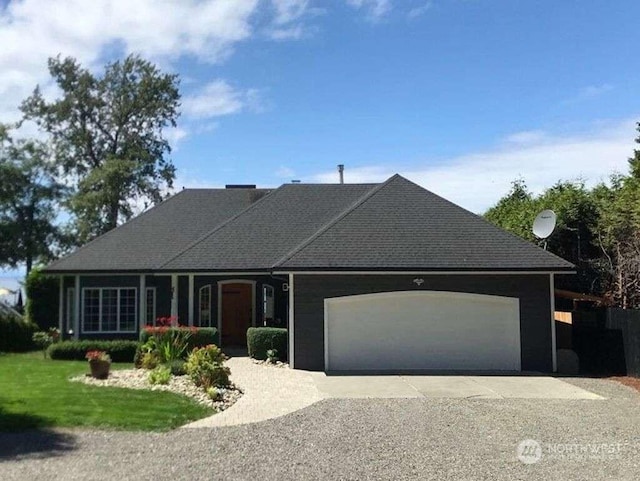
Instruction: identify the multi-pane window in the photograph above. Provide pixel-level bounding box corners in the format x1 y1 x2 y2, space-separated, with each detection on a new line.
82 288 137 333
120 289 137 331
199 285 212 327
102 289 118 331
83 289 100 332
145 287 156 326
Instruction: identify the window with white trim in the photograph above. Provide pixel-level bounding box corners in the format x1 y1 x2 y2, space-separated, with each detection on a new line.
199 285 212 327
82 288 137 333
145 287 156 326
263 284 274 324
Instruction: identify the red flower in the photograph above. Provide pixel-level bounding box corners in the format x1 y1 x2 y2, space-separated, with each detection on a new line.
86 350 110 362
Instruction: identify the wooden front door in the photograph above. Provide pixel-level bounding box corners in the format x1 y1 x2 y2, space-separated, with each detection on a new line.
221 283 253 346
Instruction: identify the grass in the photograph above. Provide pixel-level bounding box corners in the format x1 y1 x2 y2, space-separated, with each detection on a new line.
0 352 213 432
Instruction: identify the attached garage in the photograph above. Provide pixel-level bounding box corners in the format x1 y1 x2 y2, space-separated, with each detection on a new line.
324 291 521 372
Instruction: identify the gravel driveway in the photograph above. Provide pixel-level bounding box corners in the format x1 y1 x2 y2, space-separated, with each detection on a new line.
1 378 639 481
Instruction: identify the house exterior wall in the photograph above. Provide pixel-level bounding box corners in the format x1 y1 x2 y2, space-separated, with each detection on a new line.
178 275 189 323
67 273 288 341
146 275 171 319
293 274 552 372
189 275 287 329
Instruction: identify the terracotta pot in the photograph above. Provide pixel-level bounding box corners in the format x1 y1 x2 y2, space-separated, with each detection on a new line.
89 360 111 379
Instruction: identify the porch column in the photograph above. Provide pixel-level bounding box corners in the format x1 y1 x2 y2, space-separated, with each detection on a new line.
171 274 178 323
188 275 194 327
139 275 146 329
74 275 80 340
58 276 64 335
288 273 295 369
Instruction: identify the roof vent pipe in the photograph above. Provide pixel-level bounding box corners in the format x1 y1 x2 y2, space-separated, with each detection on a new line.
338 164 344 184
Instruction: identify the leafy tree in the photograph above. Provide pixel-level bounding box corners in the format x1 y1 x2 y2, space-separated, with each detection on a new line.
485 179 601 295
0 135 66 274
592 173 640 308
484 178 540 242
21 55 180 243
24 267 60 330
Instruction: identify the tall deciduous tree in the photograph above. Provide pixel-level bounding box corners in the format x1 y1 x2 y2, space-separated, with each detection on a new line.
0 135 66 274
21 55 180 243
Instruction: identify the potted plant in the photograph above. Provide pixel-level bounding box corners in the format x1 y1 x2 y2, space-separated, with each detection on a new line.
86 350 111 379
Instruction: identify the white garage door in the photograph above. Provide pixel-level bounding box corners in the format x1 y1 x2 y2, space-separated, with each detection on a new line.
324 291 521 371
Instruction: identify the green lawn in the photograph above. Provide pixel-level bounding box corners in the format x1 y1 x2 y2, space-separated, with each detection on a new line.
0 352 213 432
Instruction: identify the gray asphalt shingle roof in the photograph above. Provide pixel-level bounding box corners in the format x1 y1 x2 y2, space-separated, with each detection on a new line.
277 175 573 271
45 175 573 273
160 183 378 271
44 188 271 272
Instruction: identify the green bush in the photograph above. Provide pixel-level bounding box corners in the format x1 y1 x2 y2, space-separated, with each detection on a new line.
139 327 218 350
140 351 160 369
185 345 230 389
24 267 59 330
0 311 37 352
32 328 60 358
148 365 171 385
48 340 139 362
246 327 288 361
169 359 187 376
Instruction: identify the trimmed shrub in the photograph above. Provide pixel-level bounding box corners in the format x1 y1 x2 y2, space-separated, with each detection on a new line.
139 327 218 350
169 359 187 376
24 267 59 330
148 365 171 385
48 340 139 362
0 311 37 352
185 345 230 388
246 327 287 361
140 351 160 369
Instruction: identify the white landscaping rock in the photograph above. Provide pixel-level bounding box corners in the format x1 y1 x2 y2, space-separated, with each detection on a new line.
70 368 242 412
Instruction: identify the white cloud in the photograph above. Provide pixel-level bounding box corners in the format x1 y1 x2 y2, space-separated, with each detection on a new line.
578 84 614 99
562 84 614 105
310 118 637 213
276 165 296 178
268 24 307 40
408 1 433 19
165 126 189 149
346 0 392 20
0 0 265 121
504 130 547 145
182 80 262 119
271 0 310 25
264 0 325 40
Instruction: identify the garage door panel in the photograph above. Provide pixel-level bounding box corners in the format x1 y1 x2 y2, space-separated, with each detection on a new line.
325 291 521 371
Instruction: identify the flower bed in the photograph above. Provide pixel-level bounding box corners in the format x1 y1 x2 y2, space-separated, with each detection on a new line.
70 369 242 411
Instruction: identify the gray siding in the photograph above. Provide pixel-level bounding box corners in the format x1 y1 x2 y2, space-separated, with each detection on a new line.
69 273 289 342
178 275 189 324
147 275 171 319
293 274 552 372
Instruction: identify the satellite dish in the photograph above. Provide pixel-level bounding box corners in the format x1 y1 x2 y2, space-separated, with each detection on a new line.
532 210 557 239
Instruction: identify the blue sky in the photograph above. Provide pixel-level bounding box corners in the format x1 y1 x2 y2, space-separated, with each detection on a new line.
1 0 639 288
